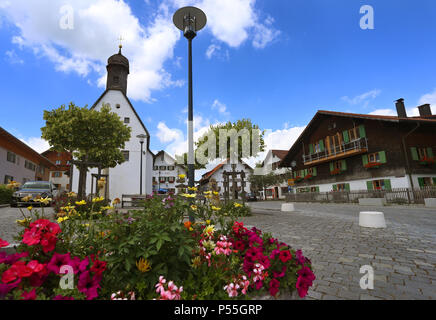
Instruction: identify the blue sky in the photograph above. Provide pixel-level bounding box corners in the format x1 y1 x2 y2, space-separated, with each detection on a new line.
1 0 435 163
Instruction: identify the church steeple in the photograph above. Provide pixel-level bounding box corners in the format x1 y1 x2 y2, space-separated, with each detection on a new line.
106 45 130 95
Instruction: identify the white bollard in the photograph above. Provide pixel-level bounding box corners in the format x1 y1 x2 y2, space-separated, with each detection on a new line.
359 211 386 228
281 203 295 212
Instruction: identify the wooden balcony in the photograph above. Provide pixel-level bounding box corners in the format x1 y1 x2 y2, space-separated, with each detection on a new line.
303 138 368 166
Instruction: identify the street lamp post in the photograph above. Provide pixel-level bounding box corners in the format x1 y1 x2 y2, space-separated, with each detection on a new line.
137 134 147 195
173 6 207 191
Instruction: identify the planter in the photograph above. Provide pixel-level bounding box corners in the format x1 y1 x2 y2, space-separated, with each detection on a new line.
304 175 313 180
330 169 342 175
419 157 435 165
364 162 381 169
251 290 301 300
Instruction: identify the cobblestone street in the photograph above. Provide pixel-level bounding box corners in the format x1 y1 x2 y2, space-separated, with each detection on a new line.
244 201 436 300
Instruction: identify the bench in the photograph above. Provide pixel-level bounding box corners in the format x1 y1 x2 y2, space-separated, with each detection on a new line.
121 194 148 208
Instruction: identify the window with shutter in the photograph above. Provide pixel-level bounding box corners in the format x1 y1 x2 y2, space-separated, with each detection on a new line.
366 181 373 191
359 125 366 138
410 147 419 161
343 130 349 143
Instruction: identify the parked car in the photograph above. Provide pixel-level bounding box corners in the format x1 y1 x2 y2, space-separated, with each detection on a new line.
11 181 59 207
246 192 258 202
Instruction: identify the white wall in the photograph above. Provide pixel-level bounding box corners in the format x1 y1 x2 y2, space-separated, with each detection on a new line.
72 90 153 199
152 151 187 193
208 162 252 195
0 147 36 184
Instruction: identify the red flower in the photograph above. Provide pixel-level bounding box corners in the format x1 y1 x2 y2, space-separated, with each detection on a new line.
233 241 245 251
90 259 107 276
47 253 72 274
0 238 9 248
21 289 37 300
269 278 280 297
78 271 101 300
296 266 316 298
22 219 61 253
27 260 45 273
279 250 292 263
1 261 33 283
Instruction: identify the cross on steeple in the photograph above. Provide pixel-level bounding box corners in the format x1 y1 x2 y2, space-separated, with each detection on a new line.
118 35 124 53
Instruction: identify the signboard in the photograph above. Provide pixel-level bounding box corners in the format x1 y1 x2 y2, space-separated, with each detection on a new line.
288 179 295 186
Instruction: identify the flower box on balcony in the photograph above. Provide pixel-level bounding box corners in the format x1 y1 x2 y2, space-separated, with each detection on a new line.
304 174 313 180
364 162 382 169
295 176 303 182
419 157 435 165
330 168 342 175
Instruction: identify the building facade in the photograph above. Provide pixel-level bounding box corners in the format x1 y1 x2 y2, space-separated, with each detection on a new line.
259 150 291 200
41 150 72 192
280 100 436 193
152 151 187 194
71 47 154 200
199 159 253 198
0 127 55 184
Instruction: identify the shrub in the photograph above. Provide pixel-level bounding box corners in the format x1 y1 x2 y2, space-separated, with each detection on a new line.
0 185 13 205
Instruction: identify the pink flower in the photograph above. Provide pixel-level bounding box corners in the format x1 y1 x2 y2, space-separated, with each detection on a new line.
47 253 72 274
296 266 316 298
155 276 166 294
78 271 101 300
21 289 37 300
269 279 280 297
279 250 292 263
0 279 20 298
53 295 75 300
0 238 9 248
224 283 239 298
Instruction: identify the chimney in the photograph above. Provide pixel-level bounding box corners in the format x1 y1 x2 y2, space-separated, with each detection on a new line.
417 104 432 117
395 98 407 118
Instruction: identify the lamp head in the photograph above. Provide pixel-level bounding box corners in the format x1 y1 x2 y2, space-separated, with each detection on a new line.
137 134 147 143
173 6 207 40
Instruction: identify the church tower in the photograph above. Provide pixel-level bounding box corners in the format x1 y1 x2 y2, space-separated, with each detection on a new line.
106 45 130 95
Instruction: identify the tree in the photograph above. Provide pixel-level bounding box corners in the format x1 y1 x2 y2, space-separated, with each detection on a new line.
249 170 293 200
195 119 265 163
41 103 131 198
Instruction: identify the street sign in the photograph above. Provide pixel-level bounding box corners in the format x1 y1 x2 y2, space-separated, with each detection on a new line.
288 179 295 186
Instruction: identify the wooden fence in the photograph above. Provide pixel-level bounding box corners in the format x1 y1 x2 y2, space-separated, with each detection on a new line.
285 187 436 205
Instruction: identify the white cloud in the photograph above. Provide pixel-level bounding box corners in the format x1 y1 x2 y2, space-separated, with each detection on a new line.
20 137 51 154
418 88 436 114
0 0 182 103
172 0 279 48
341 89 381 107
368 109 396 116
211 99 229 115
156 122 183 143
5 50 24 64
206 43 220 59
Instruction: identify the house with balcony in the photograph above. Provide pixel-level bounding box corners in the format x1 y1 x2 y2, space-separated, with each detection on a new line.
0 127 56 184
152 151 187 194
279 100 436 193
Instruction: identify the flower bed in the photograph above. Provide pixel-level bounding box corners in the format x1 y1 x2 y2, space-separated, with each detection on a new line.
0 192 315 300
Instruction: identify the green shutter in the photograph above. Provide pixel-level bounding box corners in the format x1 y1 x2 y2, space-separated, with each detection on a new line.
362 154 369 166
293 171 296 178
379 151 387 164
341 160 347 171
359 125 366 138
411 147 419 161
418 177 425 188
316 187 320 193
333 184 338 191
319 140 325 152
427 148 434 158
309 144 314 154
305 169 308 176
312 167 317 176
384 179 392 191
366 181 373 191
345 183 351 191
329 162 334 172
343 130 349 143
432 178 436 185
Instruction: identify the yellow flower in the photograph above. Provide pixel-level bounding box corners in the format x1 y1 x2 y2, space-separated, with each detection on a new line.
202 239 216 250
204 225 215 236
27 206 33 211
188 187 197 192
57 216 70 224
67 192 77 198
21 196 32 202
16 218 31 226
75 200 86 206
189 227 194 232
101 206 114 211
34 197 52 205
178 174 186 179
190 205 198 211
181 193 196 198
234 203 243 208
6 181 20 189
92 196 104 203
204 191 212 195
213 191 219 196
211 206 221 211
192 256 202 268
136 258 152 273
82 223 90 228
206 220 211 225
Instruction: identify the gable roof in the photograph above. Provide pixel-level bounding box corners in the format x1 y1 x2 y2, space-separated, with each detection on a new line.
200 159 254 184
279 109 436 168
271 150 288 160
0 127 57 168
91 88 153 154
